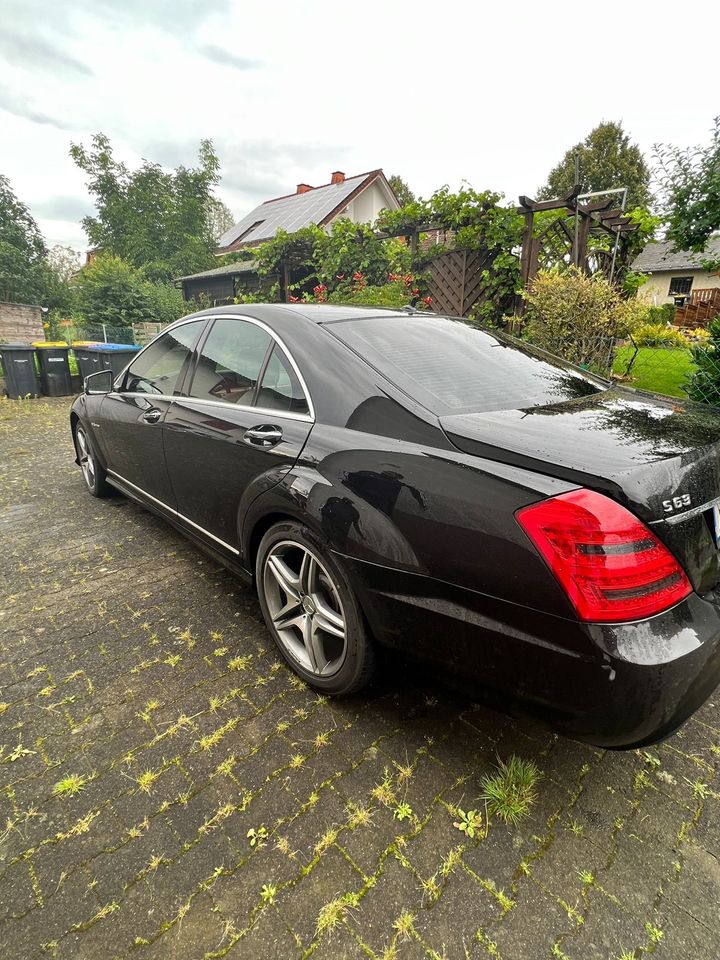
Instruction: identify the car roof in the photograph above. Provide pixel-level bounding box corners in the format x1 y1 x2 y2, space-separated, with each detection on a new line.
176 302 412 327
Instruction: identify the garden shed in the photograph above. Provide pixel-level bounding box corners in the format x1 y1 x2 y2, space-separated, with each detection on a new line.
177 259 267 305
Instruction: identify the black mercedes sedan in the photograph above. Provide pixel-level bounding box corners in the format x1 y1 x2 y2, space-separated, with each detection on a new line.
70 304 720 747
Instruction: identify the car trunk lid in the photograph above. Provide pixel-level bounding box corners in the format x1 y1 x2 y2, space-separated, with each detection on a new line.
440 388 720 594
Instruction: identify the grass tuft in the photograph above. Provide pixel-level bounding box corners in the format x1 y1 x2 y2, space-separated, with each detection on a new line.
481 756 541 826
52 774 87 798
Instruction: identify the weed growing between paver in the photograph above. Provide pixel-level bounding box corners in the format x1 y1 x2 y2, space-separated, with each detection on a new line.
1 397 719 959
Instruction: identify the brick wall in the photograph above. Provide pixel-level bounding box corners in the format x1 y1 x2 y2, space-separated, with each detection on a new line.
0 302 44 343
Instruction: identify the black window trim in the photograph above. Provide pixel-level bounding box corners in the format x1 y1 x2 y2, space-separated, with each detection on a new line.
116 317 209 397
114 313 315 423
668 275 693 296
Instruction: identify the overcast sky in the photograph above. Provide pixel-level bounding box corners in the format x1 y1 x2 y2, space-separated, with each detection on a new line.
1 0 718 251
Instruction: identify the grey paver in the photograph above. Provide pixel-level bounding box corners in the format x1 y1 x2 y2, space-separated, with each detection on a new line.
1 397 719 959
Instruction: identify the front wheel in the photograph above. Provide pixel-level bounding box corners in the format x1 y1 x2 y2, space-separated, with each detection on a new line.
255 521 375 695
75 424 111 498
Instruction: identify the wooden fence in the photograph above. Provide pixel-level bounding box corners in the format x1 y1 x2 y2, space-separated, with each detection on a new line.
425 249 498 317
674 289 720 328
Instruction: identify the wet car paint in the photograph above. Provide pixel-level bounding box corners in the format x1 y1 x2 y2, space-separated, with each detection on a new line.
71 304 720 747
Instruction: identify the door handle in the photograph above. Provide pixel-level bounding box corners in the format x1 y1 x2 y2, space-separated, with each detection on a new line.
243 424 283 447
141 409 162 424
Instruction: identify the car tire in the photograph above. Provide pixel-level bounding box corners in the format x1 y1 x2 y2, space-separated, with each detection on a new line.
75 423 111 498
255 520 375 695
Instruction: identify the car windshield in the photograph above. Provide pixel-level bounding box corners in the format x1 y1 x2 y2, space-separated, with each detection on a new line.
329 314 607 415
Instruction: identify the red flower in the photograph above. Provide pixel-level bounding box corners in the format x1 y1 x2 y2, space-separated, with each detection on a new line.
313 283 328 303
289 295 300 303
403 273 414 286
411 288 420 297
422 295 433 306
352 271 364 281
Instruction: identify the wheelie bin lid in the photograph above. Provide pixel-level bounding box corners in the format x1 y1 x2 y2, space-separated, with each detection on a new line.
71 341 100 348
32 341 70 349
0 342 37 351
86 343 142 352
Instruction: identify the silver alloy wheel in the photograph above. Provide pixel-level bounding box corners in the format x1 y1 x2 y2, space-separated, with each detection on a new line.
76 427 96 490
262 540 347 676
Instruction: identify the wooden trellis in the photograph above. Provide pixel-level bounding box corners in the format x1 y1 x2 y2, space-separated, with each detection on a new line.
424 248 497 317
518 185 638 289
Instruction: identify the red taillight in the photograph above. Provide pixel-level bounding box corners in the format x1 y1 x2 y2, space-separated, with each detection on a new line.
516 489 692 623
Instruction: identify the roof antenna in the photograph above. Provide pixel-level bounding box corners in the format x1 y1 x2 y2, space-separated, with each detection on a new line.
401 304 416 314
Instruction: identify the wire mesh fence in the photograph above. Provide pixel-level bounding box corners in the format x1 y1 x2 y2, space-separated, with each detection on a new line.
53 321 137 345
49 321 166 346
523 330 720 407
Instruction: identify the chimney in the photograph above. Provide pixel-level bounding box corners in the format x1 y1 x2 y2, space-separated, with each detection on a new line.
296 183 313 194
331 171 345 184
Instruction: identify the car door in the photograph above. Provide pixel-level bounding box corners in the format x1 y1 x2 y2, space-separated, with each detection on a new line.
163 316 313 550
97 319 207 507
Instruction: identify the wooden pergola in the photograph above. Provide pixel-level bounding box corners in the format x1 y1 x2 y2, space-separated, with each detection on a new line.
517 184 638 288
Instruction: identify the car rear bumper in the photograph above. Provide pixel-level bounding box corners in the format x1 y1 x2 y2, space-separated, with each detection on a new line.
340 556 720 748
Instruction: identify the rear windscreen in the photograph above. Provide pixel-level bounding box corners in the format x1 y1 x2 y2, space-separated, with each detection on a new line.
329 314 606 414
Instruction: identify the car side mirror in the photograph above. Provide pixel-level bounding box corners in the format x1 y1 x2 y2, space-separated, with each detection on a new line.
84 370 114 395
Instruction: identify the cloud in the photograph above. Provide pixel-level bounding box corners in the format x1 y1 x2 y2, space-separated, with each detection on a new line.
0 31 93 77
31 195 94 221
197 44 261 71
0 86 78 131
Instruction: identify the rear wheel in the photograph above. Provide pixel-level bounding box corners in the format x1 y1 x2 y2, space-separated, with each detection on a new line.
75 424 110 498
255 521 375 694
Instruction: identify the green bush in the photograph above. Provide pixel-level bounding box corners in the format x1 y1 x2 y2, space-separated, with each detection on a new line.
75 252 184 328
522 268 645 371
143 280 186 326
75 253 154 326
631 322 687 348
687 316 720 405
647 303 676 325
328 279 413 308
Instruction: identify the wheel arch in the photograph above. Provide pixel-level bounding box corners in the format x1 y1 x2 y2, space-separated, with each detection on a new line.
246 510 304 578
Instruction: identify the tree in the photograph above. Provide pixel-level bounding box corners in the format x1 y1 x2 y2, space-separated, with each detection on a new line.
388 174 416 207
42 245 82 315
205 196 235 244
0 173 48 303
70 134 222 281
75 253 154 327
537 121 652 210
655 116 720 254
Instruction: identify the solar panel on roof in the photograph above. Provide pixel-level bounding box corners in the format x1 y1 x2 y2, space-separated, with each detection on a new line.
218 175 367 247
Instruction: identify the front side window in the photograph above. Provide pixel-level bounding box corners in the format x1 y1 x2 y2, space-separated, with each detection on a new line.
256 345 309 415
124 321 205 395
188 318 272 405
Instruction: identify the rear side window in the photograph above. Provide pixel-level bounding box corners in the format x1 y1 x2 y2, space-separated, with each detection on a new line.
124 321 205 395
188 317 272 405
256 345 309 415
330 315 605 414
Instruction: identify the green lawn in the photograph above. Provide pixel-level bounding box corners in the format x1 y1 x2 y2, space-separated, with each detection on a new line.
613 346 696 398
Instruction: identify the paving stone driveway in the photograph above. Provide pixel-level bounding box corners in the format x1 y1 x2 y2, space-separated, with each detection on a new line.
1 397 719 960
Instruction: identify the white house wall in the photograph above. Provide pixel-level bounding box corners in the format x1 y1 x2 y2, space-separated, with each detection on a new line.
639 269 720 306
340 181 397 227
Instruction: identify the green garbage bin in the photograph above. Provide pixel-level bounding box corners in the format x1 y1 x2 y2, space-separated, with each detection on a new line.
0 344 41 399
86 343 142 380
33 341 73 396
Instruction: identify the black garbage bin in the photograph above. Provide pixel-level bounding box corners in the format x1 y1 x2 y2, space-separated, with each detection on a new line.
86 343 142 380
0 344 41 399
33 341 73 396
72 342 102 381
